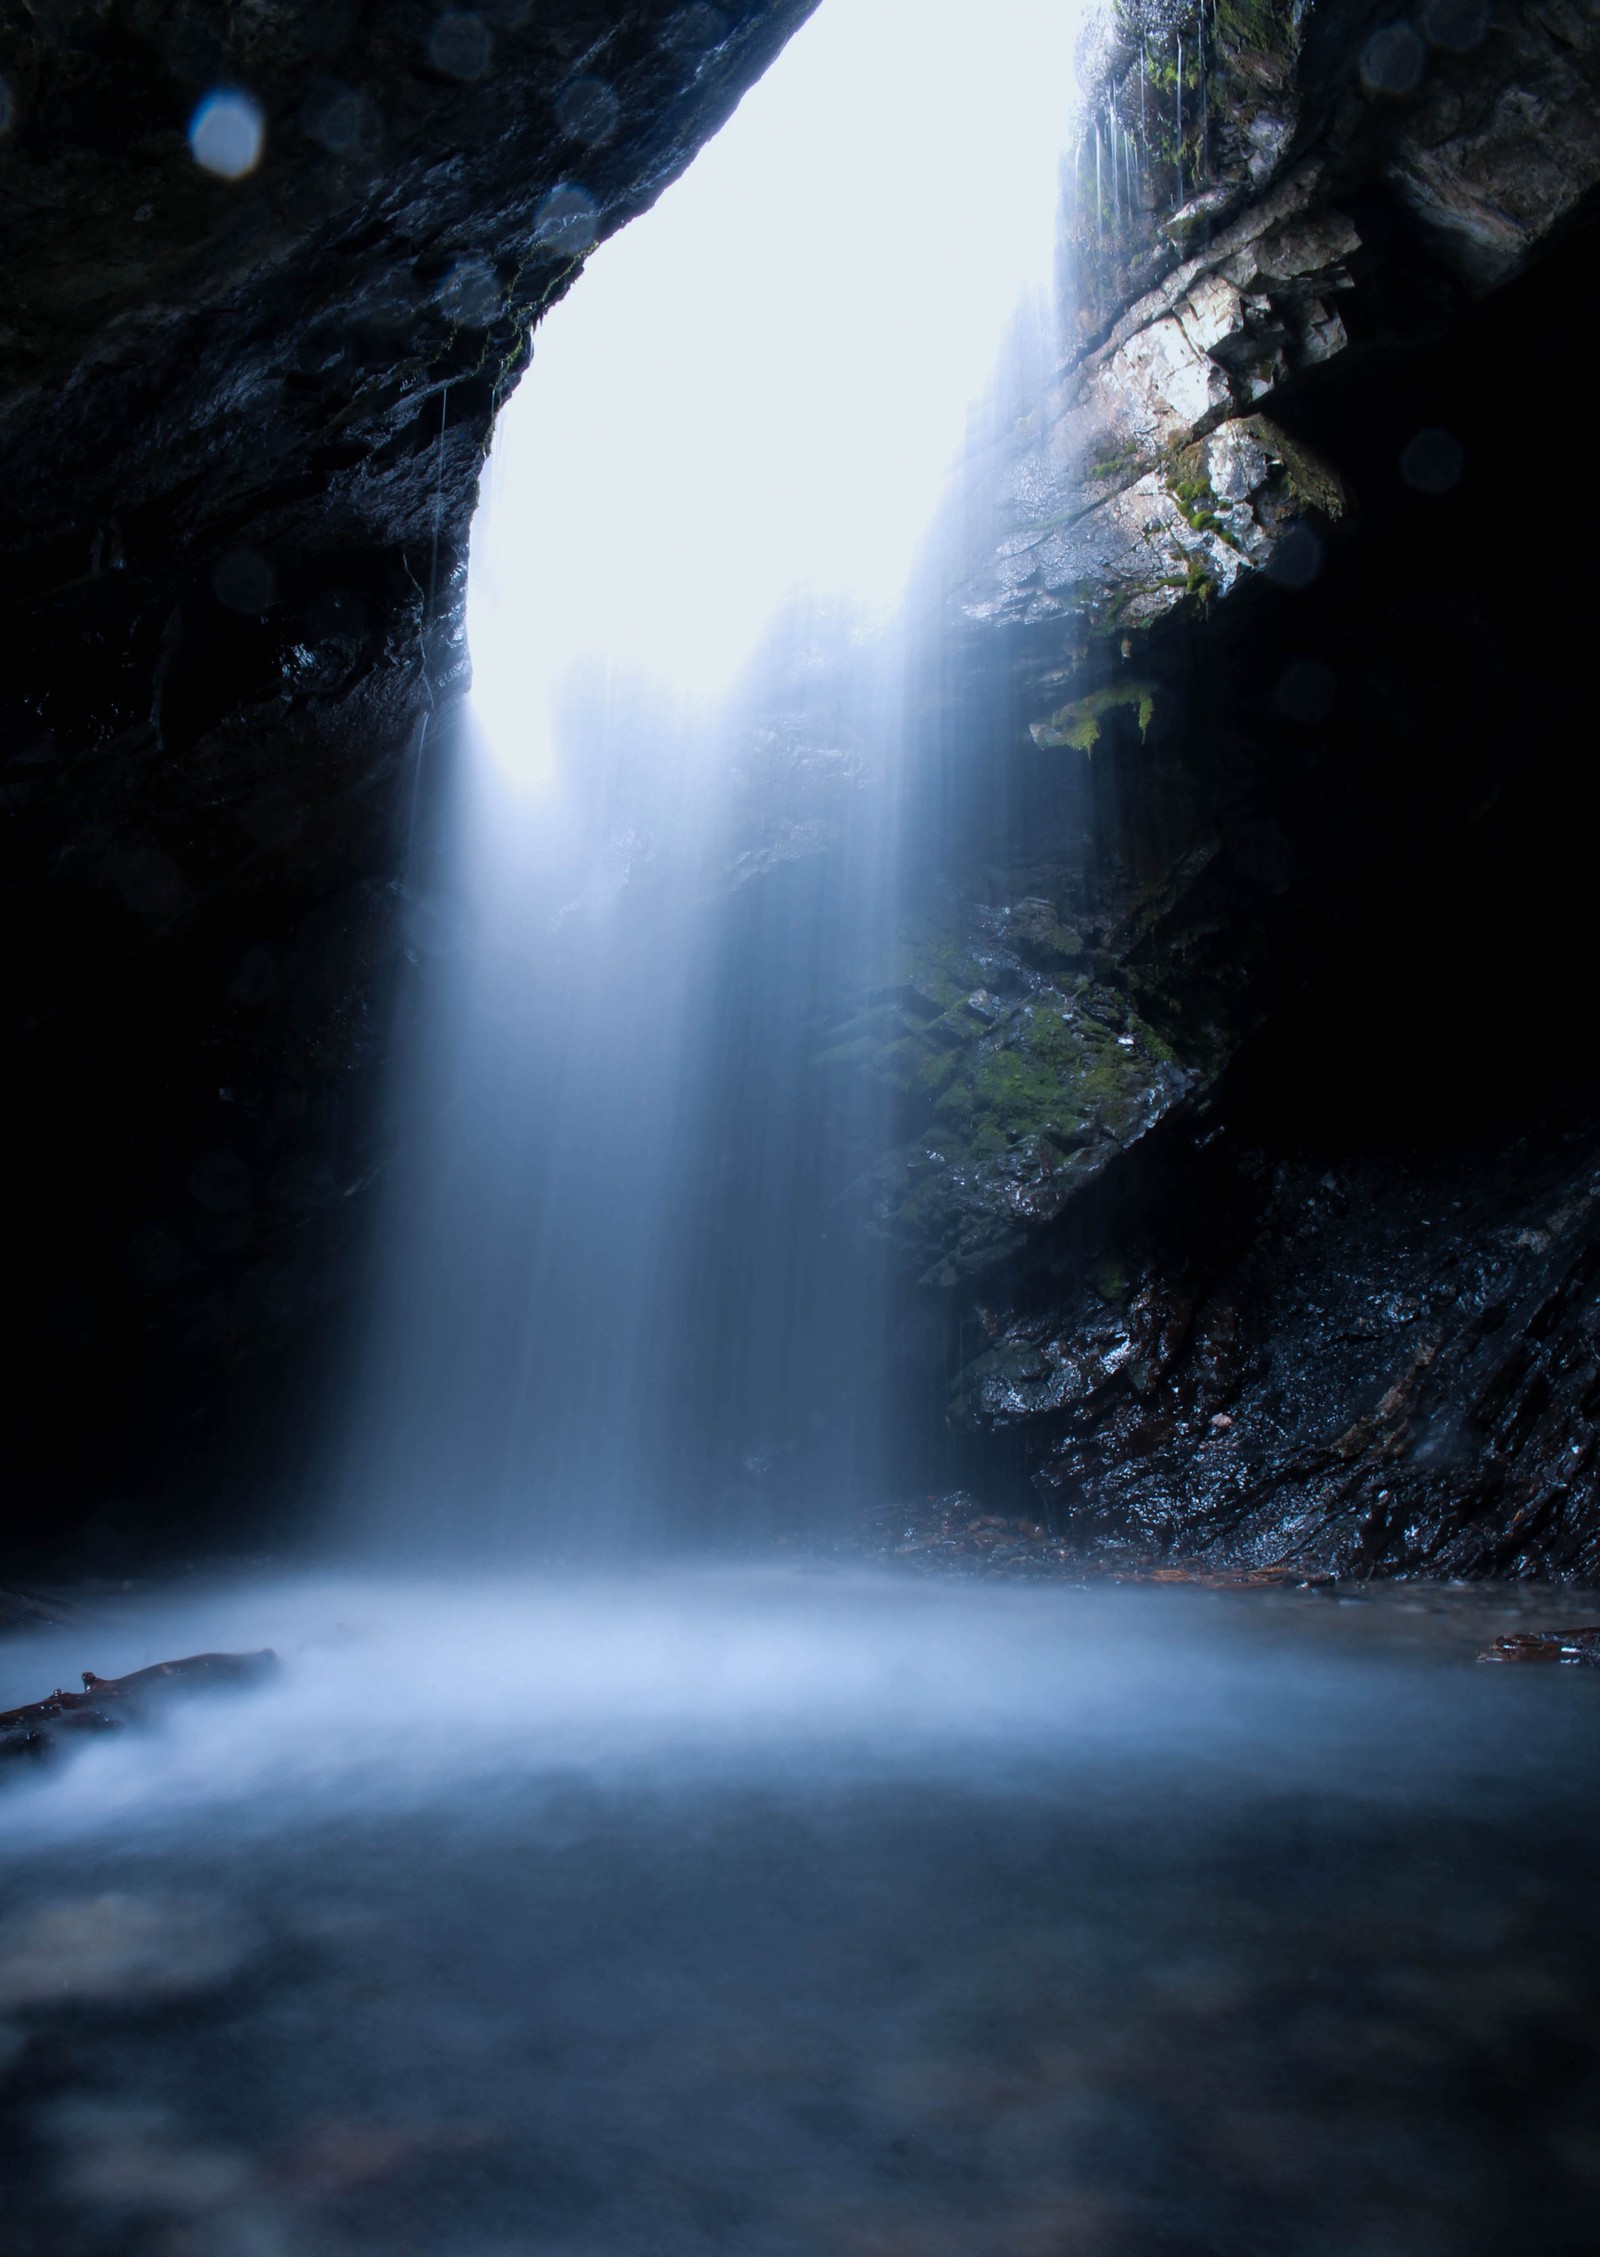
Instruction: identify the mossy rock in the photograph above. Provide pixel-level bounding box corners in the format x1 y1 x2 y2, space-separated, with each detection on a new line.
1031 682 1156 753
1005 899 1088 973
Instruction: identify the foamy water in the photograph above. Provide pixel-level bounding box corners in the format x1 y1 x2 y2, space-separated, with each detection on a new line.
2 1569 1592 1848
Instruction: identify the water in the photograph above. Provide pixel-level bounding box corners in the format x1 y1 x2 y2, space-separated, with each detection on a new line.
3 1573 1598 2253
332 0 1082 1553
13 8 1597 2252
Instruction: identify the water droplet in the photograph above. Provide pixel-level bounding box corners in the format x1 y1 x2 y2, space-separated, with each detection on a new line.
212 549 276 615
1400 427 1464 494
660 5 729 59
435 255 502 327
556 77 620 146
1360 23 1426 96
428 11 492 83
533 183 600 259
302 79 377 159
1423 0 1489 49
1273 659 1338 723
1265 525 1323 590
188 90 265 181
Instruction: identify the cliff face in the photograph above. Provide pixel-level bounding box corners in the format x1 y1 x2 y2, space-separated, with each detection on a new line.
884 0 1600 1576
4 0 1597 1577
0 0 817 1558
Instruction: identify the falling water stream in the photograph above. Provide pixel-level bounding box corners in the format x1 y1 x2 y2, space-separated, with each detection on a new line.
3 6 1598 2251
334 0 1075 1556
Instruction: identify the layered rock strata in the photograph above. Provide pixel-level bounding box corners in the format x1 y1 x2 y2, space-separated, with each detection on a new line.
883 0 1600 1571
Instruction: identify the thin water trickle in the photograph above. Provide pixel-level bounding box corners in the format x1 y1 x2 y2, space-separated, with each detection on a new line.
1175 30 1184 204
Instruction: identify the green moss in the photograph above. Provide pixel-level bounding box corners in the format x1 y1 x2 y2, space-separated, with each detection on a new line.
1087 441 1141 482
1215 0 1296 63
1164 452 1245 555
1087 1254 1131 1307
1185 557 1219 606
1031 681 1156 752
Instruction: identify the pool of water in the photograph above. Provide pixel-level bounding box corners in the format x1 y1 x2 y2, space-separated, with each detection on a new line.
2 1569 1597 2255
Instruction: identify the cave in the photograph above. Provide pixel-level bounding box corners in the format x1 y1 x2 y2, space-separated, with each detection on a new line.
3 3 1599 2250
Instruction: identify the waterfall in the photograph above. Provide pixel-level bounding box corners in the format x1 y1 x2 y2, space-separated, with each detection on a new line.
1176 31 1185 203
330 0 1083 1557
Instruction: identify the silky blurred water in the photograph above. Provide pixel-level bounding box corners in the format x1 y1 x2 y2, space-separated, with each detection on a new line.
3 1572 1597 2254
331 0 1084 1557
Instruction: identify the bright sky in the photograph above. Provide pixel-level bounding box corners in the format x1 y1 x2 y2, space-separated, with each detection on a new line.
468 0 1084 780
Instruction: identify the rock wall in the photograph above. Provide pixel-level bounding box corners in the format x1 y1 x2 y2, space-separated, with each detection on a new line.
888 0 1600 1576
0 0 817 1561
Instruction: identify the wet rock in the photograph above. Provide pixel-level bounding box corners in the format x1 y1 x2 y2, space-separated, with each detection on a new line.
1479 1628 1600 1667
953 0 1600 696
861 899 1197 1286
953 1132 1600 1583
1 1649 280 1768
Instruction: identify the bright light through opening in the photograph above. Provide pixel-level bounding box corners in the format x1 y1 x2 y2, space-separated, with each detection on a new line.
468 0 1085 782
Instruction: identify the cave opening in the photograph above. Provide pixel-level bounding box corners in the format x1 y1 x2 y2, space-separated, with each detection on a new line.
4 5 1600 2250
